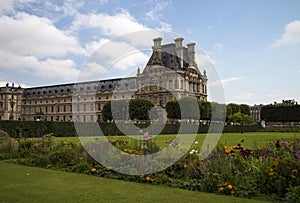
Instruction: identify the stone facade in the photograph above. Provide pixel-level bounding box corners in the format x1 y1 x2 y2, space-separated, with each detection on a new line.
250 104 263 123
0 38 208 122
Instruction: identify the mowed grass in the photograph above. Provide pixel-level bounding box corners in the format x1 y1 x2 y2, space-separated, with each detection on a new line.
55 132 300 150
0 161 266 203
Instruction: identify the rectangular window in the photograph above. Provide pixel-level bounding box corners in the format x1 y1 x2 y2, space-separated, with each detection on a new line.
141 82 144 91
180 80 183 89
169 80 173 89
159 94 164 106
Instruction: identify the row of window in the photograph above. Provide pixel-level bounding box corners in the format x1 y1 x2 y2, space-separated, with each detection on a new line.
22 103 103 114
33 114 101 122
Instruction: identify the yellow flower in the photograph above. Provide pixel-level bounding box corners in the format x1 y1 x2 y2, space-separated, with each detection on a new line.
91 167 97 173
225 149 231 154
46 164 52 168
224 146 230 150
184 164 187 168
145 176 151 181
227 184 233 190
269 172 274 176
63 141 68 145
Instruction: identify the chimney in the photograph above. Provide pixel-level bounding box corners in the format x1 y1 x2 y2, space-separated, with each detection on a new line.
174 38 184 68
151 37 163 65
152 37 162 51
187 42 196 66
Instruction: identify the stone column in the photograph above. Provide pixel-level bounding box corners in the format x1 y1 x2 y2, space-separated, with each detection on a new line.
187 43 196 66
175 38 184 68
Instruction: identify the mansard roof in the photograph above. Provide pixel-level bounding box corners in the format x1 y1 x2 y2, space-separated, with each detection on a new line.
22 77 137 98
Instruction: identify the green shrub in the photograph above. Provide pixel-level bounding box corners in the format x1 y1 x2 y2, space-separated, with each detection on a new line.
0 135 19 158
284 186 300 203
264 159 300 198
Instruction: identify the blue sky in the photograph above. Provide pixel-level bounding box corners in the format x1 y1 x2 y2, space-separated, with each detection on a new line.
0 0 300 105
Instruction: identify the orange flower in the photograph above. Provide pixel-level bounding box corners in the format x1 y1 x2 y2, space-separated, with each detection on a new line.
219 187 224 191
91 168 97 173
145 176 151 181
224 146 230 150
225 149 231 154
227 184 233 190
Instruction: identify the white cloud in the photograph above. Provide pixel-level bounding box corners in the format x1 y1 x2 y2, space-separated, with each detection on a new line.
225 93 257 105
62 0 84 17
146 1 170 20
112 51 149 70
78 62 107 81
214 43 224 51
158 22 172 32
98 0 108 5
273 20 300 47
0 51 79 81
209 77 241 87
0 12 85 57
71 10 149 37
85 38 110 55
0 0 13 14
92 40 149 70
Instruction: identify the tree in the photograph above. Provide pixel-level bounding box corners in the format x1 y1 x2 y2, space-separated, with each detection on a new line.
178 97 200 120
165 100 181 121
199 101 211 120
240 104 250 115
228 112 254 124
129 99 154 121
211 102 226 121
102 101 112 122
261 105 300 122
227 103 240 115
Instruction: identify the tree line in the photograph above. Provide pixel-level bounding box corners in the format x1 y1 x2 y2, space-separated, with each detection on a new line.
102 97 254 124
261 105 300 122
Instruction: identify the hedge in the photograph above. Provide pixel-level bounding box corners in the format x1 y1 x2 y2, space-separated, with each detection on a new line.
261 105 300 122
0 121 260 138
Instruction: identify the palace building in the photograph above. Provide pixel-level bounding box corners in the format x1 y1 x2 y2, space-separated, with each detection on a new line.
0 37 208 122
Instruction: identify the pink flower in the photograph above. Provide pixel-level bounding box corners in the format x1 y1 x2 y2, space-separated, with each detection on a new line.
138 129 143 135
144 132 149 143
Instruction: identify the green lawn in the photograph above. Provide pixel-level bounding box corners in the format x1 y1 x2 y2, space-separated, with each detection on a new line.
54 132 300 150
0 161 266 203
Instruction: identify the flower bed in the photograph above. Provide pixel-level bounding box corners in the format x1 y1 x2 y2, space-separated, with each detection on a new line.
1 133 299 202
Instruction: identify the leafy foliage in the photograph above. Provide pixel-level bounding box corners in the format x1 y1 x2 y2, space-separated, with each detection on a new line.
129 99 154 121
261 105 300 122
165 100 181 121
227 112 255 124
